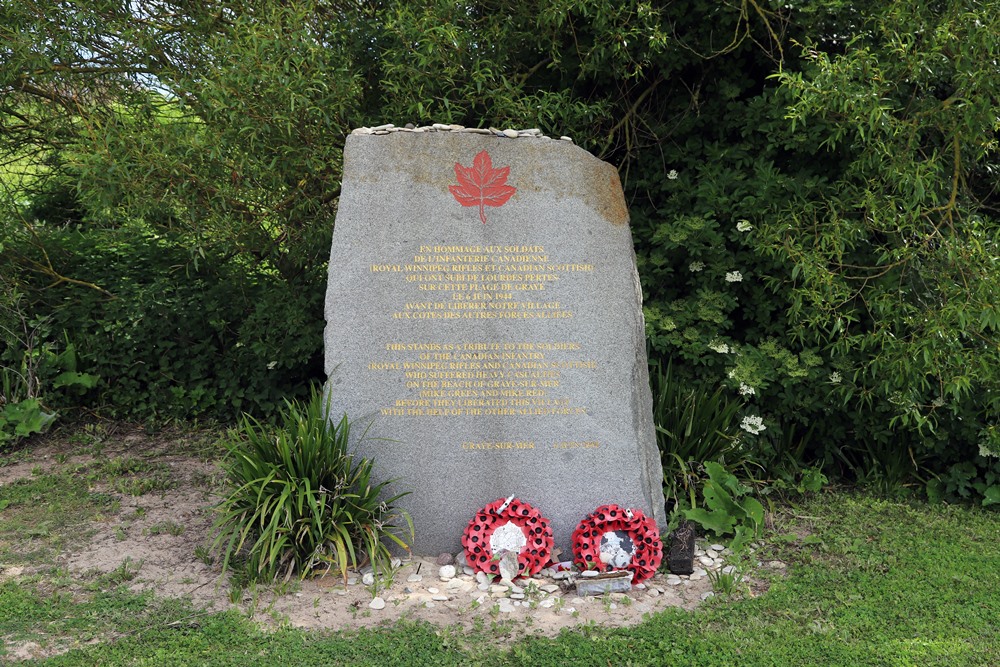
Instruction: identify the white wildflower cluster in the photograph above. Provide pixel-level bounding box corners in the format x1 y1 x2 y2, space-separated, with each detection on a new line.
708 340 730 354
739 382 756 396
736 220 753 232
689 261 705 272
725 271 743 283
667 169 679 180
978 425 999 457
740 415 766 435
829 371 842 384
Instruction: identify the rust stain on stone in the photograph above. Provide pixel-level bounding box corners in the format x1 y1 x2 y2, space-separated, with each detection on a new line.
581 160 629 226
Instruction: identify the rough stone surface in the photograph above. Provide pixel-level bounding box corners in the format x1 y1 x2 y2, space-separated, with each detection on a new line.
325 129 666 554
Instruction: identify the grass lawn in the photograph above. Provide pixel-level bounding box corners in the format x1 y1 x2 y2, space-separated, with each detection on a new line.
1 433 998 666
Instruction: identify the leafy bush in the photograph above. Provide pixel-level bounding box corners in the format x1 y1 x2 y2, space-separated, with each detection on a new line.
5 227 324 421
213 389 412 584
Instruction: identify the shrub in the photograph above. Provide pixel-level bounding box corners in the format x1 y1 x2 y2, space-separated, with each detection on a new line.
213 389 412 584
4 227 324 421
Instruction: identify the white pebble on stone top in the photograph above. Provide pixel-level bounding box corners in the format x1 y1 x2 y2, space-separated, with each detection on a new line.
350 124 573 142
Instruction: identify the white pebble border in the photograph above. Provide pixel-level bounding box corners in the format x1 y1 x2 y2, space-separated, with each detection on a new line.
351 123 572 143
342 539 777 616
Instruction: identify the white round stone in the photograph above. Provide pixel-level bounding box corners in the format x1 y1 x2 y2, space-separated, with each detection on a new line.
368 597 386 610
362 572 375 586
439 564 456 580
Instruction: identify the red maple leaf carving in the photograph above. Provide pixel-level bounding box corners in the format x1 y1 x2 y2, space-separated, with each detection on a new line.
449 150 516 224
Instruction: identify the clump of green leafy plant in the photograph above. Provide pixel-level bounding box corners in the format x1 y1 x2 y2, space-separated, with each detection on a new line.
213 389 412 585
684 461 764 551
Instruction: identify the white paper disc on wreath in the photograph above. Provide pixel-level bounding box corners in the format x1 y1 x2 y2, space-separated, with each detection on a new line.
600 530 636 569
489 521 528 555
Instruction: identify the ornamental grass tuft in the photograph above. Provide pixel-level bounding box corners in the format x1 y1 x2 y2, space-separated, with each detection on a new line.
213 388 412 585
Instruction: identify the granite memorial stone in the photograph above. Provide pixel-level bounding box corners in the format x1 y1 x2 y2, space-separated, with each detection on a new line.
324 126 665 554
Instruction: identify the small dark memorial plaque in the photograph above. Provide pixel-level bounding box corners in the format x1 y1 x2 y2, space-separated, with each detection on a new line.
668 521 696 575
324 128 665 553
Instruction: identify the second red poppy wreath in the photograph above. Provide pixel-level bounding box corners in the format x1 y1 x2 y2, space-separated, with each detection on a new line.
571 504 662 583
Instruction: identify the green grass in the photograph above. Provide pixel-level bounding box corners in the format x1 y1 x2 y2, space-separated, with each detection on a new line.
1 492 997 665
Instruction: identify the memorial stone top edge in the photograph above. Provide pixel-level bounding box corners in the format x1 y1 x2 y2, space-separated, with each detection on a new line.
344 124 629 228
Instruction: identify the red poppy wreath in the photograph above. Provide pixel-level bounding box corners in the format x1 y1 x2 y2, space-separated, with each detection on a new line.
462 496 553 578
571 504 662 583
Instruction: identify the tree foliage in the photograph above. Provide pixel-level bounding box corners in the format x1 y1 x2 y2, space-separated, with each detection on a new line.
1 0 998 491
